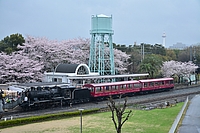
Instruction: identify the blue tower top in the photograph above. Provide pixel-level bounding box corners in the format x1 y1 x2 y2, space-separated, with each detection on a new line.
90 14 114 34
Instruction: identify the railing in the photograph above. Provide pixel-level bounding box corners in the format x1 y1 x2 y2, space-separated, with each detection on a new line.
168 97 189 133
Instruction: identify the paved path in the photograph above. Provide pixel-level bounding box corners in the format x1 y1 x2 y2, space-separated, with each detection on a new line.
178 94 200 133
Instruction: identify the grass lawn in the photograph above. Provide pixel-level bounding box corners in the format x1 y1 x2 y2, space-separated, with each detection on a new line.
78 103 183 133
0 102 183 133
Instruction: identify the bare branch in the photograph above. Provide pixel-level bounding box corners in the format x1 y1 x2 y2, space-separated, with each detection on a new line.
121 110 132 126
107 96 133 133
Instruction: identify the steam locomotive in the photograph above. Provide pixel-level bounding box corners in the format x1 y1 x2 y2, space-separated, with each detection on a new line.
0 82 91 111
0 78 174 112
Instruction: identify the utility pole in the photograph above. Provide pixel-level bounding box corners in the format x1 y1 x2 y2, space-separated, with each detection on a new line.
141 43 144 62
78 109 84 133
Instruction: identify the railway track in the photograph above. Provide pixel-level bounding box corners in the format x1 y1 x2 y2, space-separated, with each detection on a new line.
1 85 200 120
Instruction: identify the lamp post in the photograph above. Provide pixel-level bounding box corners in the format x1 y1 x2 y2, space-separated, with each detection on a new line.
79 109 84 133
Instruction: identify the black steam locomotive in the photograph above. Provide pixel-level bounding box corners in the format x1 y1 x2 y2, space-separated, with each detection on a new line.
1 82 91 111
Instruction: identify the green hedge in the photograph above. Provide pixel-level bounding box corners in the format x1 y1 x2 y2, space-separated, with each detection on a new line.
0 108 100 129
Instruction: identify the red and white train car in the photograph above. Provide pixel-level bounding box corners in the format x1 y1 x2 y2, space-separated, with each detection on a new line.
139 78 174 92
83 78 174 99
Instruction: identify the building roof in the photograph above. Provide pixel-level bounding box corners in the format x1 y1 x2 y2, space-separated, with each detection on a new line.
55 64 90 75
97 14 110 17
55 64 79 73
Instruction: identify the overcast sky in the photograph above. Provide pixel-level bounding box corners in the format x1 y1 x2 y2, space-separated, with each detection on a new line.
0 0 200 47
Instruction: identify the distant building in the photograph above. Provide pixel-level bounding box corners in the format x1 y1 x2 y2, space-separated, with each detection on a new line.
169 42 187 50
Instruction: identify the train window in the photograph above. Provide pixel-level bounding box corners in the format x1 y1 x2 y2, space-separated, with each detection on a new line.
150 82 154 86
144 83 148 87
128 84 132 89
134 83 141 88
112 86 117 90
57 78 62 82
166 81 169 84
121 84 126 89
155 82 160 86
108 86 111 91
96 86 103 92
106 86 109 91
170 80 174 84
96 87 101 92
88 87 94 92
116 85 119 90
52 78 57 82
115 86 118 90
162 81 164 85
111 86 114 90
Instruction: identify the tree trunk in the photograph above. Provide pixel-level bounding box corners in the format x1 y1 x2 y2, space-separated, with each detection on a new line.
117 126 122 133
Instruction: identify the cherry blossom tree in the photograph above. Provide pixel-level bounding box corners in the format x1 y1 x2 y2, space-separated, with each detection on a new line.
1 35 130 83
60 38 90 64
0 52 44 83
18 35 130 73
161 60 178 78
18 36 90 72
114 49 130 74
18 36 70 72
161 60 198 84
181 61 198 84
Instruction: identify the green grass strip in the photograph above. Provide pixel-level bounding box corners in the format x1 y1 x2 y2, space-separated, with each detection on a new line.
0 108 99 129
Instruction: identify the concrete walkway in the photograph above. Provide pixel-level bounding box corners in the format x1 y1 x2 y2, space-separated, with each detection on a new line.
178 94 200 133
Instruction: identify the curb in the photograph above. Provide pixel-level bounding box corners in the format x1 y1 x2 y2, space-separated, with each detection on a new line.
168 97 189 133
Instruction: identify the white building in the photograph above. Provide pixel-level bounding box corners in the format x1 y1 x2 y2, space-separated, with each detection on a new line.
43 63 149 86
43 64 99 84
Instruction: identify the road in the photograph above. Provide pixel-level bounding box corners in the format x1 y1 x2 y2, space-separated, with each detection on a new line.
178 94 200 133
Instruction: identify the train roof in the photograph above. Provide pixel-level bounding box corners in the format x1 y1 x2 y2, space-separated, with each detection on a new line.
83 80 140 87
59 85 76 89
10 82 71 90
83 78 174 87
138 78 174 83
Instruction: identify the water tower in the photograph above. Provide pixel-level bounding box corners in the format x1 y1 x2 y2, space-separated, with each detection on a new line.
89 14 115 75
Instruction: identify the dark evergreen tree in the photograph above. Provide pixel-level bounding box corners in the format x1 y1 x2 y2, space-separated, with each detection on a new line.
0 33 25 54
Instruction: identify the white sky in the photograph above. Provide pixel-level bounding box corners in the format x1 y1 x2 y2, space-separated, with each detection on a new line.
0 0 200 47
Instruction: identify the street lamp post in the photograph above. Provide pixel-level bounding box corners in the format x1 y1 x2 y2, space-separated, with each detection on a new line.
79 109 84 133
